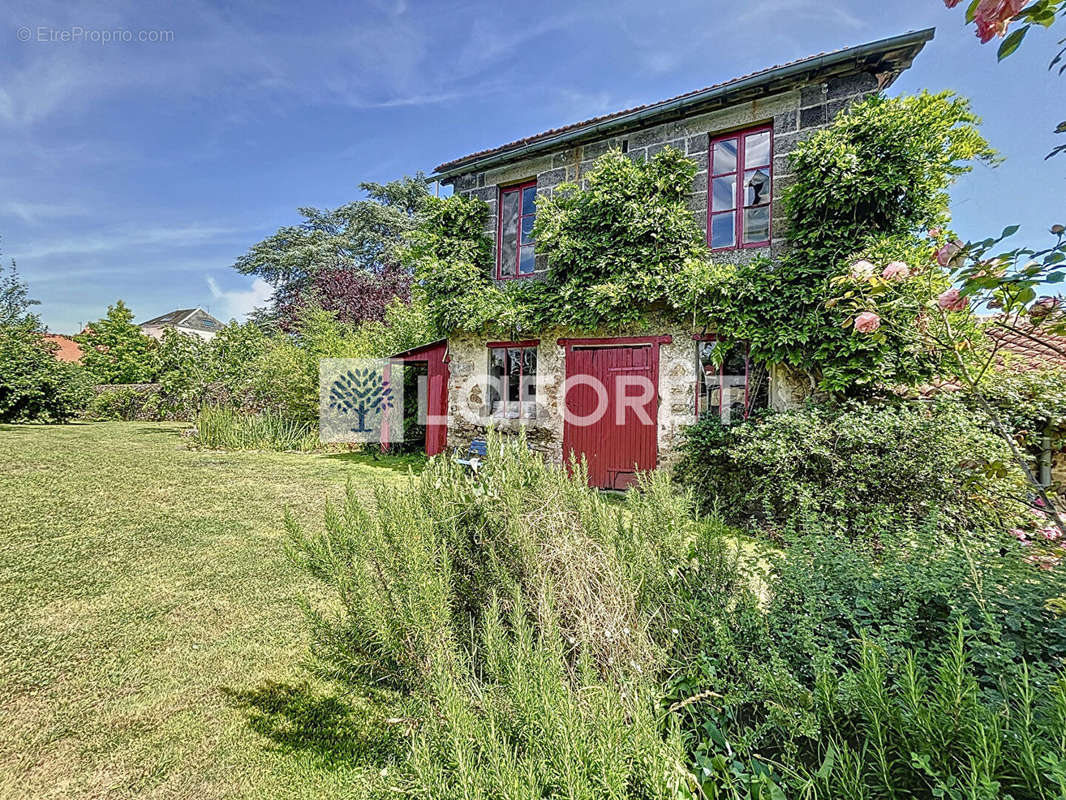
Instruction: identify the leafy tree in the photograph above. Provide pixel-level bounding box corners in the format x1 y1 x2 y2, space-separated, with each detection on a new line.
0 261 88 422
0 259 39 327
76 300 158 384
235 174 430 329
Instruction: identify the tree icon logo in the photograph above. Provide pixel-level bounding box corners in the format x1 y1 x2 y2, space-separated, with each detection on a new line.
327 367 394 434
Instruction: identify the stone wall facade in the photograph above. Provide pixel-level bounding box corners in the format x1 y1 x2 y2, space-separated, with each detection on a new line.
444 324 808 465
448 72 880 274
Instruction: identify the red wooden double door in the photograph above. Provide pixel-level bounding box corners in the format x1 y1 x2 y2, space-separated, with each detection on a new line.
561 338 665 489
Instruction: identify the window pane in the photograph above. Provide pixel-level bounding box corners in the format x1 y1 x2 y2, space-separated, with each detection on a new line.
712 176 736 212
745 131 771 166
720 346 747 424
711 212 736 249
519 245 536 275
744 168 771 207
521 347 537 415
712 139 737 175
521 215 535 245
507 348 521 414
743 206 770 244
521 185 537 215
697 342 720 416
488 348 506 412
499 191 519 276
746 363 768 416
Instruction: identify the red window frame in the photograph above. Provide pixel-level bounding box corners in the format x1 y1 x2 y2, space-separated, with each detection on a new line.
693 335 765 422
707 124 773 251
487 342 538 418
496 179 537 280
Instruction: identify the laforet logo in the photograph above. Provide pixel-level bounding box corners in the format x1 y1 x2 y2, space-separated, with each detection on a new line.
328 367 394 433
319 359 402 443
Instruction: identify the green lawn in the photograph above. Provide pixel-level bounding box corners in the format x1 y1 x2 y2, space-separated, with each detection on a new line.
0 422 416 800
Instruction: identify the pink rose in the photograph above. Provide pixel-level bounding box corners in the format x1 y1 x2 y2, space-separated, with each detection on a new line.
1033 508 1047 520
938 288 969 312
854 311 881 333
937 241 963 267
1041 527 1061 541
882 262 910 281
974 0 1025 42
850 260 876 280
1010 528 1029 541
928 227 943 238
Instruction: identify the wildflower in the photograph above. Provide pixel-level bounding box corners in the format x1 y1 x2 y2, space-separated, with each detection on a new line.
1041 527 1061 541
854 311 881 333
928 226 943 237
850 260 876 280
1010 528 1029 540
882 262 910 281
938 288 969 312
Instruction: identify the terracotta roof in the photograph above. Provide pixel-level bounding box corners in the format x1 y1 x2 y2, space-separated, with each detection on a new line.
988 323 1066 371
43 334 83 363
432 28 935 178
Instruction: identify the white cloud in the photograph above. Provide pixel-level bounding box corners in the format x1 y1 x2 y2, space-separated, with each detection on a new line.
206 275 273 322
13 223 246 260
1 200 87 224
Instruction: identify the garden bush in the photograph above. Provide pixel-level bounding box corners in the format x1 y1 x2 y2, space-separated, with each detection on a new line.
287 433 695 797
674 399 1027 536
82 384 166 421
191 405 318 452
0 323 90 423
666 517 1066 799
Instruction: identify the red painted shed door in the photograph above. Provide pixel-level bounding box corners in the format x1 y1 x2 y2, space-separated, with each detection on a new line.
563 345 658 489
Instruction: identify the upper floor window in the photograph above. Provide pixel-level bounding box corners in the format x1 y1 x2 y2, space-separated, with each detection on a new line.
498 180 537 279
488 343 538 418
708 126 772 250
696 338 768 423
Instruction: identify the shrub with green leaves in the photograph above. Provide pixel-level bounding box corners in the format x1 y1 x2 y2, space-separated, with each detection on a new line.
0 323 90 423
666 519 1066 799
675 399 1027 536
76 300 158 384
287 433 695 797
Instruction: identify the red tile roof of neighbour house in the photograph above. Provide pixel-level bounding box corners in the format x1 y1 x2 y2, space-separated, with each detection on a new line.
432 28 935 179
988 323 1066 371
43 334 83 363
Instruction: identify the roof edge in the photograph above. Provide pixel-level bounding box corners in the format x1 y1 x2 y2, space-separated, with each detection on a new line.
431 27 934 181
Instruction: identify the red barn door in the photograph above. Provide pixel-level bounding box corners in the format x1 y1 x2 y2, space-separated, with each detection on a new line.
561 337 667 489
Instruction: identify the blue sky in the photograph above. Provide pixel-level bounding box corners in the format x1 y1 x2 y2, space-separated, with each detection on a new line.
2 0 1061 333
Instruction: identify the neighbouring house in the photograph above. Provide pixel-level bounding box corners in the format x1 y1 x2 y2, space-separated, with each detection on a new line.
398 29 934 487
43 334 83 363
139 308 224 341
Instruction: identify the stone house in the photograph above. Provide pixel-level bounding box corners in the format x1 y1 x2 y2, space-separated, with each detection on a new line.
399 29 935 488
139 308 225 342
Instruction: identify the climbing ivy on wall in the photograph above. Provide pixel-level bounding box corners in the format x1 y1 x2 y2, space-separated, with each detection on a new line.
693 91 997 393
409 91 997 396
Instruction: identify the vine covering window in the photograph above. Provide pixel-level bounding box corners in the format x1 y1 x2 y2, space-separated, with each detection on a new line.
488 344 538 418
708 126 772 250
497 181 537 279
696 339 768 422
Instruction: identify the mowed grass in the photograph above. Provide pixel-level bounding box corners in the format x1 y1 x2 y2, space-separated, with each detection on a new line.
0 422 418 800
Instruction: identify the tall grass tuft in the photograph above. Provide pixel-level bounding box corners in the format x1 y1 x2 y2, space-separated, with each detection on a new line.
193 405 319 452
287 431 696 797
